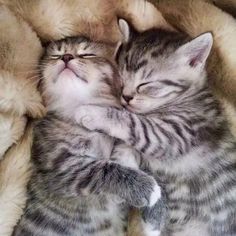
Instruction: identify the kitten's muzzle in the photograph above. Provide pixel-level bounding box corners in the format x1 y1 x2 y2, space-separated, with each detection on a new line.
122 95 133 104
62 54 74 64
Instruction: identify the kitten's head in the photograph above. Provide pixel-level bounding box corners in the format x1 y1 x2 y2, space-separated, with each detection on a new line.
116 19 213 114
41 37 120 115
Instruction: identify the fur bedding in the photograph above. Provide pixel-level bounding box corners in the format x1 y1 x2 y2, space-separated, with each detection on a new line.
0 0 236 235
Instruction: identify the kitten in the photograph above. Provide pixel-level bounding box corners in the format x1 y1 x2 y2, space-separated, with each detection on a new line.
74 20 236 236
12 37 161 236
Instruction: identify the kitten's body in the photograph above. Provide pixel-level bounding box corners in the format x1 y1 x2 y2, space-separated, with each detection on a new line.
13 37 161 236
75 21 236 236
15 113 126 236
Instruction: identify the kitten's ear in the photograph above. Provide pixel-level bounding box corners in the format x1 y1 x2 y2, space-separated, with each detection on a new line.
115 19 137 61
118 19 131 43
118 19 137 43
113 19 130 61
177 33 213 68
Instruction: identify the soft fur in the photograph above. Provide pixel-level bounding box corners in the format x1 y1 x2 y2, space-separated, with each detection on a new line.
154 0 236 138
74 20 236 235
0 5 44 235
0 1 167 236
0 125 33 236
1 0 236 235
209 0 236 18
0 0 171 43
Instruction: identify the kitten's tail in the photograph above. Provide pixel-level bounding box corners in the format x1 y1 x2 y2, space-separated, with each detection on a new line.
155 0 236 106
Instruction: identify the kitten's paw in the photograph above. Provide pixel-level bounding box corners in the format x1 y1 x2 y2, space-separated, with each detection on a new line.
75 106 95 129
142 221 161 236
148 183 161 207
128 174 162 208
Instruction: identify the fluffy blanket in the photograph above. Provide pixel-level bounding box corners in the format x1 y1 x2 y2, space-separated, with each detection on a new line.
0 0 236 235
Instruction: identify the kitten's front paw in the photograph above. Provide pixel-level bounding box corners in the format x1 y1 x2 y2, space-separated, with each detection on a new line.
148 182 162 207
75 106 96 130
128 174 162 208
142 221 161 236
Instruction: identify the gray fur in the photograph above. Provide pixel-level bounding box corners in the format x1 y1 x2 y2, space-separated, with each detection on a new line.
12 37 160 236
74 23 236 236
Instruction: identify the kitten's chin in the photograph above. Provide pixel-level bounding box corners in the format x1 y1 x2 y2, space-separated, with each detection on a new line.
125 105 151 114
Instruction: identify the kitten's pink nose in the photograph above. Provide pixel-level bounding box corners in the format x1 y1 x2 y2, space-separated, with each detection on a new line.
122 95 133 104
62 54 74 64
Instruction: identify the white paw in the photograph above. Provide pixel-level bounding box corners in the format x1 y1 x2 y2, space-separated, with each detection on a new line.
148 183 161 207
75 106 94 128
142 221 161 236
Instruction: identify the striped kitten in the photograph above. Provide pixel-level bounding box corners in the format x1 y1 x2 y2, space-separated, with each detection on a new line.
12 37 161 236
75 20 236 236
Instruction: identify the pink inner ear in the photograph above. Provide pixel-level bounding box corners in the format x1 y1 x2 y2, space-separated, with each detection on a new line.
188 45 209 68
189 56 200 67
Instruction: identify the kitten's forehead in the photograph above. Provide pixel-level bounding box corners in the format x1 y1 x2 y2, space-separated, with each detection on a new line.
119 29 189 72
46 37 107 56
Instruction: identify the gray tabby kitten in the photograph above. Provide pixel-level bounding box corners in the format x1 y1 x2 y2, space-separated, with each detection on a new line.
12 37 161 236
75 20 236 236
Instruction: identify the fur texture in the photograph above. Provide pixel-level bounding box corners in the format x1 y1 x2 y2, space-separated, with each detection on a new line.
154 0 236 137
0 1 168 236
13 36 161 236
0 125 33 236
74 21 236 236
1 0 236 235
0 5 44 235
209 0 236 18
0 0 170 43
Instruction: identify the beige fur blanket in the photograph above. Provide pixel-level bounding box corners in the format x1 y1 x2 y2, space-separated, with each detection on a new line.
0 0 236 235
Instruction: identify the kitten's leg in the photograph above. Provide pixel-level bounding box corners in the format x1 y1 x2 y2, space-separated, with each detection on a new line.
210 212 236 236
111 143 167 236
141 196 167 236
111 142 140 170
75 105 192 158
42 154 161 208
160 218 210 236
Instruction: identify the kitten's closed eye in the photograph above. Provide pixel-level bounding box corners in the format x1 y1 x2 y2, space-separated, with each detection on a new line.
49 54 97 60
50 55 61 60
78 54 97 59
137 82 152 93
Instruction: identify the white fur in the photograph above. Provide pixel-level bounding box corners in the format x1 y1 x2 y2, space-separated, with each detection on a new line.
142 221 161 236
149 183 161 207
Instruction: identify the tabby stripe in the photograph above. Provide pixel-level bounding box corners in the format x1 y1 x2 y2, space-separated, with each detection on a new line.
160 80 187 90
76 165 97 192
159 90 182 99
53 149 73 170
129 114 140 145
13 227 33 236
133 60 148 72
211 199 236 213
162 118 186 141
25 209 69 234
140 119 151 153
85 220 111 234
152 120 171 144
146 119 161 148
144 69 154 80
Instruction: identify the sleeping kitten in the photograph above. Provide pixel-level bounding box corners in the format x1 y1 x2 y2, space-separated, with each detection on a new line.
74 20 236 236
12 37 161 236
